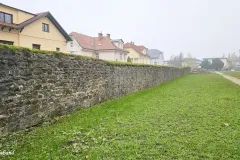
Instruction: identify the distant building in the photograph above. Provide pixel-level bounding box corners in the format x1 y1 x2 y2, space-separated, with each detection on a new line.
68 32 129 62
231 58 240 70
0 3 71 52
182 58 202 69
163 60 171 66
147 49 164 65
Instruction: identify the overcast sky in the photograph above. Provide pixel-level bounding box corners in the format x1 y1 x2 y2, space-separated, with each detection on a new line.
2 0 240 60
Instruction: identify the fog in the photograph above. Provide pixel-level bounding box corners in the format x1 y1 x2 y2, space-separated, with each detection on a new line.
2 0 240 60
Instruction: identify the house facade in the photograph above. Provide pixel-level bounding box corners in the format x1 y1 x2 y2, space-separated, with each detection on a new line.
0 3 71 52
67 32 129 62
182 58 202 69
147 49 164 65
123 42 150 64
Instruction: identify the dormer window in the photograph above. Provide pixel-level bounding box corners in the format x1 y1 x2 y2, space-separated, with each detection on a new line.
118 43 123 49
0 12 13 24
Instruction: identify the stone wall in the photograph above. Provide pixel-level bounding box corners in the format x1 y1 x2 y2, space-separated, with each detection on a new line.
0 45 190 134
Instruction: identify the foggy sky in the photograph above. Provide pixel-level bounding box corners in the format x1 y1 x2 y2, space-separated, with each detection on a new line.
2 0 240 60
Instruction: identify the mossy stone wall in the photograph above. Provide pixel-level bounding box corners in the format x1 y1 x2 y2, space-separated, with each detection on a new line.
0 45 190 133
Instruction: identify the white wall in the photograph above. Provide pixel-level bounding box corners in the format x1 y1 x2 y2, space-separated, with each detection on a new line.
114 51 128 62
98 51 115 61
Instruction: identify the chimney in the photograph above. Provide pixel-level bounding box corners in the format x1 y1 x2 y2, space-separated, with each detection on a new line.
106 33 110 39
98 32 103 38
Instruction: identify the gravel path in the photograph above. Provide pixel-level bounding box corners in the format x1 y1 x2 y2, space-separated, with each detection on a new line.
216 72 240 86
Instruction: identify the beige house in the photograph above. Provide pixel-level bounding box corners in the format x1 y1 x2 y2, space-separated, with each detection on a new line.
124 42 150 64
0 3 71 52
68 32 129 62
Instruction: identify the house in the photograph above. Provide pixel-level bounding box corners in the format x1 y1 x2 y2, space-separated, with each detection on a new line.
147 49 164 65
203 58 228 68
182 58 202 69
0 3 71 52
163 60 171 66
123 42 150 64
230 57 240 70
68 32 129 62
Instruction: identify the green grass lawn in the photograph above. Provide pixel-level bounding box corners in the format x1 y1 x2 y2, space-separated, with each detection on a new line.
1 74 240 159
222 71 240 79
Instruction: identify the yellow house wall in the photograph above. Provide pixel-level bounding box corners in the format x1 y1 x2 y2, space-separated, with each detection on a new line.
0 5 34 23
124 48 140 58
19 17 67 52
143 56 150 64
17 11 34 23
124 48 149 64
0 29 19 44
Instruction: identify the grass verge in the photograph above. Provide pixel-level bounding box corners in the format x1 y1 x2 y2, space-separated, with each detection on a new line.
222 71 240 79
0 74 240 159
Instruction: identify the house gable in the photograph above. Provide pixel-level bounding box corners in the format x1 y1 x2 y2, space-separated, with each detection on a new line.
21 17 66 42
67 35 83 54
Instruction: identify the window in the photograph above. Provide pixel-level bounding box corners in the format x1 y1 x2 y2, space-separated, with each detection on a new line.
32 44 41 50
70 51 74 54
56 48 60 52
70 42 74 47
118 43 123 49
0 40 14 45
120 53 123 60
95 53 99 58
0 13 3 22
42 23 49 32
0 12 13 23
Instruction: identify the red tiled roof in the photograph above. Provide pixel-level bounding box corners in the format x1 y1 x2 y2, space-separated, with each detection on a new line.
70 32 128 52
136 45 147 52
123 43 133 48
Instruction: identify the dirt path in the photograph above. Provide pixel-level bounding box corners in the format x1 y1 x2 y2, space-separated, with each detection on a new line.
215 72 240 86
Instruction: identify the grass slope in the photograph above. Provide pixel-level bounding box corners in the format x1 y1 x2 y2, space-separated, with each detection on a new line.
222 71 240 79
1 74 240 159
